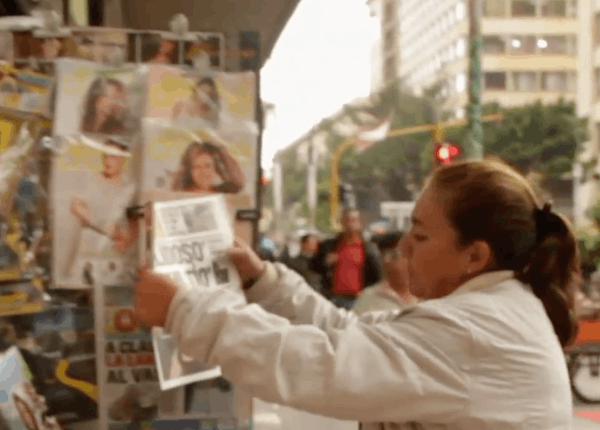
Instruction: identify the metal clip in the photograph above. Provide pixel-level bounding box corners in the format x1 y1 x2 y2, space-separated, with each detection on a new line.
126 205 146 220
33 10 71 38
40 136 66 154
107 46 125 68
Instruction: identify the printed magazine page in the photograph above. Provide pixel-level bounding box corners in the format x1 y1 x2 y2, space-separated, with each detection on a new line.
0 305 98 429
50 133 140 289
52 58 147 138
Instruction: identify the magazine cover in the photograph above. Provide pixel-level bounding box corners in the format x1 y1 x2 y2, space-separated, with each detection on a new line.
145 65 257 134
0 279 46 316
0 305 98 429
95 282 196 429
0 118 52 283
141 119 255 207
53 58 146 139
0 346 63 430
0 63 54 116
50 133 140 289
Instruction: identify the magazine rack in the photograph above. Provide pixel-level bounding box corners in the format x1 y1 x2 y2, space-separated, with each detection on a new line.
0 11 262 430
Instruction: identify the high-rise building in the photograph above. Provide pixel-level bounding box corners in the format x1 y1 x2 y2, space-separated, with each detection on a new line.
371 0 578 118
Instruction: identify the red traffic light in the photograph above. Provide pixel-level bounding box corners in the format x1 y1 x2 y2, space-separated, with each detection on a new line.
435 143 461 164
260 176 270 185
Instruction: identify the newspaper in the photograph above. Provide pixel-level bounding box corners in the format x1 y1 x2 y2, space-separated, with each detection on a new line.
151 194 240 391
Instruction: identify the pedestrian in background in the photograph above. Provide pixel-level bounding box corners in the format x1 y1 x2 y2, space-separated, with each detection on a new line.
352 231 417 314
135 158 580 429
311 208 383 309
288 233 322 292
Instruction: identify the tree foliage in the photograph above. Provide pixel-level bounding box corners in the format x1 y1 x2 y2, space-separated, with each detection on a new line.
444 99 588 178
269 81 588 235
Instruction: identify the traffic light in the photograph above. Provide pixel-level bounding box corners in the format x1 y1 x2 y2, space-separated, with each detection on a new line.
434 143 461 165
339 183 357 209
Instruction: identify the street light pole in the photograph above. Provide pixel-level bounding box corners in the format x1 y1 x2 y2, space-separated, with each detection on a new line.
467 0 484 160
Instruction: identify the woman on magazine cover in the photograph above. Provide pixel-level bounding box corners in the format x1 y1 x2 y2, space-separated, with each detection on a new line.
170 140 244 194
171 77 220 128
135 158 580 430
80 77 131 135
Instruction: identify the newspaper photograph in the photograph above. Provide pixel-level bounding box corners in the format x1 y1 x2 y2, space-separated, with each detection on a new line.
152 195 240 292
149 195 241 391
51 133 140 289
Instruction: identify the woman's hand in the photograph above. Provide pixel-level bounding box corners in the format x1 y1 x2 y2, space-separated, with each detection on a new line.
70 197 90 226
134 267 180 328
228 238 266 287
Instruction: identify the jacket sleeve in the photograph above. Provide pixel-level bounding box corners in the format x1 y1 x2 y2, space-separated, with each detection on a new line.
164 263 470 423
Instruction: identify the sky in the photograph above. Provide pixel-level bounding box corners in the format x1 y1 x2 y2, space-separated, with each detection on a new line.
260 0 380 173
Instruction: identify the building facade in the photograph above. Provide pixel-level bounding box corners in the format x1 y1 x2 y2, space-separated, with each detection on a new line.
370 0 578 117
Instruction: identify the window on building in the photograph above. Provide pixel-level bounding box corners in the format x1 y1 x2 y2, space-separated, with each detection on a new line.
568 0 577 17
513 72 538 91
538 35 568 54
483 0 507 16
483 36 506 54
456 38 467 57
456 73 467 93
510 35 536 54
456 1 466 20
541 0 566 16
567 71 577 92
595 14 600 45
568 35 578 54
511 0 537 16
485 72 507 90
541 72 568 91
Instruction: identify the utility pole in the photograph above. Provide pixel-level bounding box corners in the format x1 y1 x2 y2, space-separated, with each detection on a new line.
467 0 484 160
307 138 319 230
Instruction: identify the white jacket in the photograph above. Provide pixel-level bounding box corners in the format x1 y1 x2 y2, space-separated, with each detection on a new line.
165 262 572 430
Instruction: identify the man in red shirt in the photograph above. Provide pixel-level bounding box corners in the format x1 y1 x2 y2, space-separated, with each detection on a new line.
311 209 383 309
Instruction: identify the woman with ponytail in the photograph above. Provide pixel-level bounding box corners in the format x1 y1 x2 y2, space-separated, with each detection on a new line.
134 159 579 430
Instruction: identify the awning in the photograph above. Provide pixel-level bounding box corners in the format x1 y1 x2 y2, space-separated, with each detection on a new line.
120 0 302 67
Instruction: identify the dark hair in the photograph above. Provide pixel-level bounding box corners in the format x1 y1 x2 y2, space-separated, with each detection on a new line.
141 34 162 62
375 231 404 253
81 77 127 134
300 234 318 246
428 159 580 348
176 141 222 191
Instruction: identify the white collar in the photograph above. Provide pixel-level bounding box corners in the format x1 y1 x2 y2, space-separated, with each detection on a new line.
451 270 515 296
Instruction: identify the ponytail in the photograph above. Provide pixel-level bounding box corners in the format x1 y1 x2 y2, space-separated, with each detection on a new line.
516 204 580 348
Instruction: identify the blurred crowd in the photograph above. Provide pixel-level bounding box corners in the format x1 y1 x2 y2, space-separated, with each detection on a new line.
257 208 416 313
260 209 600 319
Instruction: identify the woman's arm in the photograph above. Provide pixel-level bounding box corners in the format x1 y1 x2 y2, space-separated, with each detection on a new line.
164 277 469 423
213 146 245 193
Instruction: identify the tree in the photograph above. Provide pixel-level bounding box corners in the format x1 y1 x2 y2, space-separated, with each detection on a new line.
442 99 588 178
